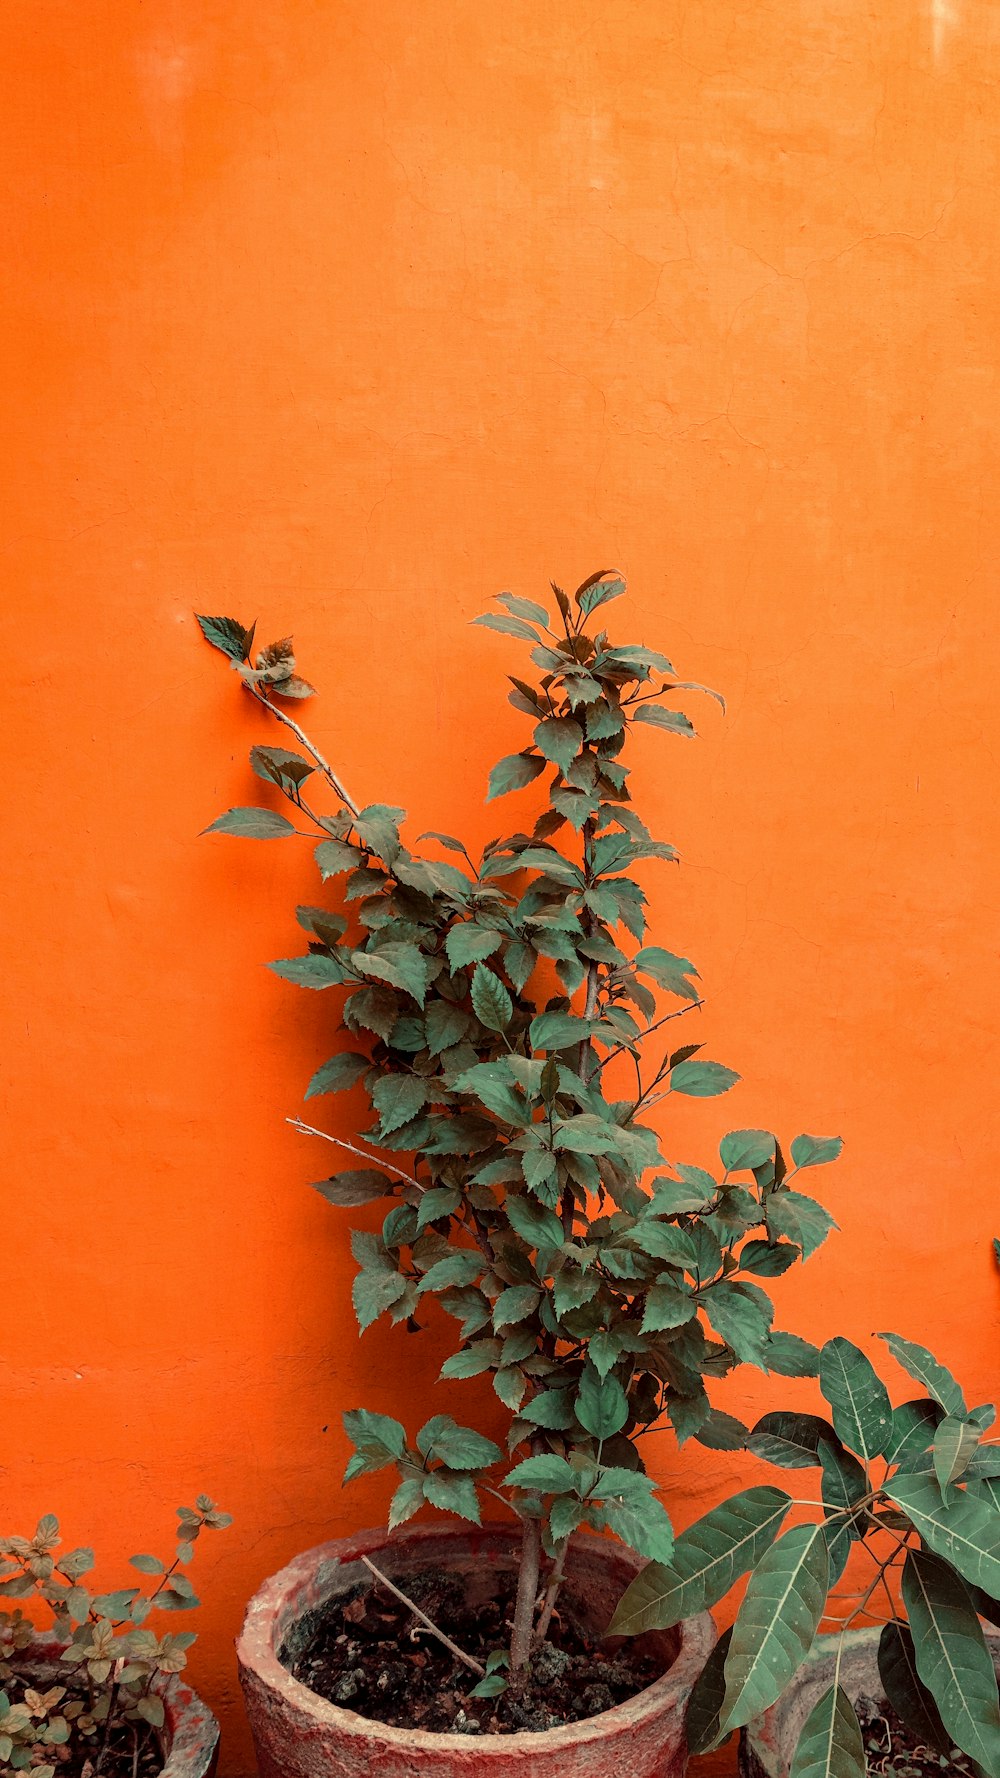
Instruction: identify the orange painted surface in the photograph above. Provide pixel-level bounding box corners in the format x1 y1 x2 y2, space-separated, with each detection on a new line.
4 2 1000 1771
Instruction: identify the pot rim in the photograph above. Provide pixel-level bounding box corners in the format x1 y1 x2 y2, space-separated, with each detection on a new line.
237 1521 716 1755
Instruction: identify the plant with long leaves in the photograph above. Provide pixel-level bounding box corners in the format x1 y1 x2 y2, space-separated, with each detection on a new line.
198 572 841 1689
612 1331 1000 1777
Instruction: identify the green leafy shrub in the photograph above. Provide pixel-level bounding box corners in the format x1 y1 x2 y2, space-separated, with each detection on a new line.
612 1331 1000 1776
198 572 841 1675
0 1500 230 1777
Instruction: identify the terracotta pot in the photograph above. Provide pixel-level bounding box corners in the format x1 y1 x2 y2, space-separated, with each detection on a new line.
236 1523 715 1778
739 1625 1000 1778
2 1632 220 1778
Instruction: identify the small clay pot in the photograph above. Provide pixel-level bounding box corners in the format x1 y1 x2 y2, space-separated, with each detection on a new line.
3 1633 220 1778
236 1523 715 1778
739 1624 1000 1778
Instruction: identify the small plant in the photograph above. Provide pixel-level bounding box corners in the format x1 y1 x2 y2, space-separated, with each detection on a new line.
0 1499 230 1778
611 1332 1000 1776
198 574 842 1690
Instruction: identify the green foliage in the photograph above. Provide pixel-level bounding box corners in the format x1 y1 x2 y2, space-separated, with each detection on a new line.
620 1328 1000 1778
0 1503 229 1778
198 573 842 1667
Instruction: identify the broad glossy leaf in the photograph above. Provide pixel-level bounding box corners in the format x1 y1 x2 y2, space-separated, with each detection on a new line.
934 1416 982 1494
886 1471 1000 1597
747 1412 840 1470
819 1336 893 1459
354 943 432 1006
701 1282 772 1364
686 1628 733 1755
877 1619 950 1755
818 1440 868 1582
720 1129 776 1172
717 1523 829 1734
902 1548 1000 1775
878 1333 968 1418
609 1486 791 1634
789 1684 865 1778
445 924 504 970
764 1332 822 1378
887 1398 944 1467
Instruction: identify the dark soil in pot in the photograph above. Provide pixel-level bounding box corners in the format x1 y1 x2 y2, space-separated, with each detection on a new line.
855 1693 978 1778
285 1566 662 1734
0 1669 163 1778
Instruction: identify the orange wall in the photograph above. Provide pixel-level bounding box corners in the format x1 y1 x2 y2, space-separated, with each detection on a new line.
4 2 1000 1772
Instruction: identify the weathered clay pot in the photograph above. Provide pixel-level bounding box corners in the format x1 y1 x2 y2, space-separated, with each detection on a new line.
237 1523 716 1778
4 1633 220 1778
739 1625 1000 1778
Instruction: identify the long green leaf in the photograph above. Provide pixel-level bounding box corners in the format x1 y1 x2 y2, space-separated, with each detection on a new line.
789 1683 865 1778
609 1486 792 1634
877 1619 950 1755
717 1523 830 1735
901 1549 1000 1776
886 1472 1000 1597
819 1337 893 1459
686 1629 733 1755
878 1333 967 1418
818 1440 868 1583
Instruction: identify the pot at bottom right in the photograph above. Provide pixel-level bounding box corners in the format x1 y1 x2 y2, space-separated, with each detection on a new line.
738 1625 1000 1778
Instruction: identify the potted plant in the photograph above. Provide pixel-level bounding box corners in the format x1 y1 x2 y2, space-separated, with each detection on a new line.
197 573 842 1778
611 1329 1000 1778
0 1498 230 1778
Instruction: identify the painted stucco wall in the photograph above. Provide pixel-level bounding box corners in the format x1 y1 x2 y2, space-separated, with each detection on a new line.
4 3 999 1772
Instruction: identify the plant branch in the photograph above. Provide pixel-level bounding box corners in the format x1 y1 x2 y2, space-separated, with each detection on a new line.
534 1535 571 1646
509 1516 542 1674
286 1118 422 1188
245 682 360 816
359 1555 485 1676
593 999 705 1076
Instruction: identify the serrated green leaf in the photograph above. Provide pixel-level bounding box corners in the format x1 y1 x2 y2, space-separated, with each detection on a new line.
576 1368 628 1439
597 1495 675 1565
764 1332 822 1377
453 1061 525 1124
371 1073 427 1135
269 953 346 990
195 612 255 661
790 1134 844 1169
388 1477 425 1530
492 1285 541 1329
766 1191 837 1260
473 612 543 641
439 1339 500 1380
352 1267 407 1331
487 752 547 800
534 716 584 773
445 925 504 969
641 1277 696 1333
470 964 513 1032
671 1060 740 1097
354 943 432 1007
416 1416 502 1470
305 1052 370 1098
506 1194 564 1250
422 1470 482 1523
342 1408 407 1483
632 705 696 737
702 1282 772 1364
720 1129 775 1172
819 1336 893 1460
313 1170 394 1208
529 1010 591 1051
506 1454 577 1494
202 805 296 839
610 1487 792 1635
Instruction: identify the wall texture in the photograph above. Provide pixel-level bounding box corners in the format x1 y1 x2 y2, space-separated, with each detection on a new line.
4 2 999 1772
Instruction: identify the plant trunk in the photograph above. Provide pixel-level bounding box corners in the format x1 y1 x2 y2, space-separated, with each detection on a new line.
509 1515 542 1675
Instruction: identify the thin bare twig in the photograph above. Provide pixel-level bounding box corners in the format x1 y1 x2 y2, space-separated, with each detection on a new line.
534 1535 571 1646
593 999 705 1076
286 1118 421 1188
359 1554 485 1676
245 682 360 816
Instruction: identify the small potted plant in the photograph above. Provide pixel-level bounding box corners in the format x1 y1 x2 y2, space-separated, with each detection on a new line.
0 1498 230 1778
198 574 842 1778
611 1329 1000 1778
